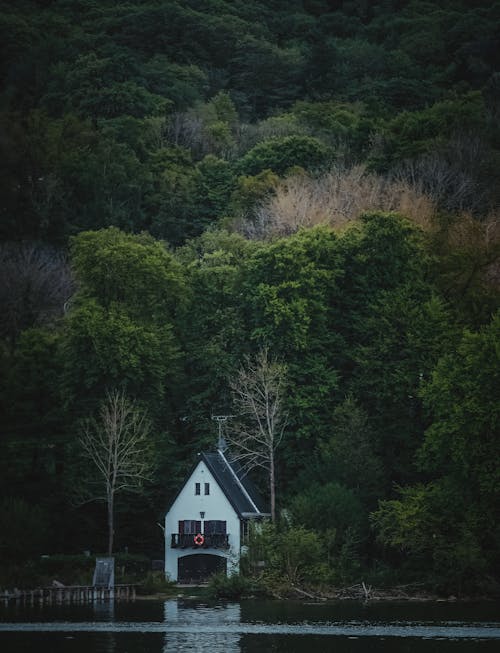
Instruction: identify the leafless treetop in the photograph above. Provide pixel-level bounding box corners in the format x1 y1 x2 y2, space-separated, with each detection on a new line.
0 241 74 345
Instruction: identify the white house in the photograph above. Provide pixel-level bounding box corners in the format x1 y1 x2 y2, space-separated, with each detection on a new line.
164 447 269 583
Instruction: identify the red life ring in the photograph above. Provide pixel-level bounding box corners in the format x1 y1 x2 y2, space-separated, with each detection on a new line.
194 533 204 546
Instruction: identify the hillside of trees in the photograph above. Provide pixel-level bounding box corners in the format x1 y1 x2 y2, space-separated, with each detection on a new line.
0 0 499 594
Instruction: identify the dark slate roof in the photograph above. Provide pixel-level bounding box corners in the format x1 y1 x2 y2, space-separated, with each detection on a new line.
166 449 269 518
201 451 269 517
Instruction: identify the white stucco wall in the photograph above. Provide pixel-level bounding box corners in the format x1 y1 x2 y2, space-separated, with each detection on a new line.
164 459 241 581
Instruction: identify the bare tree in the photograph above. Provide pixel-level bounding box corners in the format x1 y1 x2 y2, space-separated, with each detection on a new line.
79 389 154 554
392 144 486 214
226 348 287 521
240 165 436 239
0 241 74 348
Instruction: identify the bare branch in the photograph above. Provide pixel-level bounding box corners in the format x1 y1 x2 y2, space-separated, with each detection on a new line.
226 348 287 521
78 388 154 554
0 241 74 347
237 165 436 239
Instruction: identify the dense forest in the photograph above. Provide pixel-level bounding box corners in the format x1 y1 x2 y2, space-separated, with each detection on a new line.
0 0 499 594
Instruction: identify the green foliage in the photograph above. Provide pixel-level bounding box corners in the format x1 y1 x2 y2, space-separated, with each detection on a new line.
63 228 184 416
1 0 499 593
372 480 490 593
349 211 427 291
291 100 376 159
318 396 383 503
70 228 184 318
241 227 344 474
0 553 155 589
208 91 239 127
141 57 207 110
228 35 305 117
1 327 64 440
56 66 171 118
337 527 363 584
289 481 365 583
244 521 328 587
349 288 456 485
0 327 67 546
195 155 235 224
229 169 280 222
291 482 366 541
1 2 498 246
0 109 157 241
370 92 489 170
372 312 500 592
139 571 176 595
37 554 95 586
237 135 333 177
145 146 202 245
174 229 255 445
64 301 176 400
420 312 500 493
207 572 254 599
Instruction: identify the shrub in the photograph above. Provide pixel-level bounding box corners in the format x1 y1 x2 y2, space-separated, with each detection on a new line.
138 571 176 595
206 573 254 599
244 521 329 586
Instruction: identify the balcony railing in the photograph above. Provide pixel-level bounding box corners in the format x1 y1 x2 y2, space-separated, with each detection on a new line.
171 533 229 549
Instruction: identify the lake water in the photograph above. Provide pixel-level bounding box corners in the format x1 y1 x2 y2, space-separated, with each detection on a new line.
1 597 499 652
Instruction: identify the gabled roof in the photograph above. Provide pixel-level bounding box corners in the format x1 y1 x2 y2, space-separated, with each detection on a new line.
166 449 270 519
202 450 269 517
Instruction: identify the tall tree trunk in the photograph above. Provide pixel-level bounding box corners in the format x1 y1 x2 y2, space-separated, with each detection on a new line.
270 449 276 522
107 490 114 555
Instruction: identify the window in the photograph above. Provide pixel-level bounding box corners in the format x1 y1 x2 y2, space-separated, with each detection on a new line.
180 520 201 535
240 520 249 543
195 482 200 495
204 520 226 535
204 482 210 495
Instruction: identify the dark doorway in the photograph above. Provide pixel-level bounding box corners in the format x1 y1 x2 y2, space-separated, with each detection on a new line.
178 554 227 583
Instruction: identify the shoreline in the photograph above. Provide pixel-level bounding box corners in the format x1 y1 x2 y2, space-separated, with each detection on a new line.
2 579 498 605
134 585 498 603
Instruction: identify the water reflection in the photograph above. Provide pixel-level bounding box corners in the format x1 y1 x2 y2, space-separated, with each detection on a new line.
163 600 241 652
1 598 500 653
93 601 117 653
92 601 115 621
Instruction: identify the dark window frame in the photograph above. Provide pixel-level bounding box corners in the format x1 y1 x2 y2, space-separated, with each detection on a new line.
204 520 227 535
182 520 201 535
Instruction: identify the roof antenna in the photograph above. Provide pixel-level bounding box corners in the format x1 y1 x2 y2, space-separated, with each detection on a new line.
211 415 233 452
